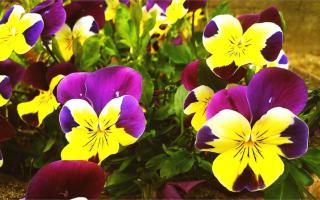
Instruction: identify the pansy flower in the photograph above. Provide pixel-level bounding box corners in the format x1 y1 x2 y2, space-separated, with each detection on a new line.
105 0 130 21
54 16 99 61
0 5 44 61
195 67 309 192
18 62 76 127
31 0 66 39
64 0 106 29
203 14 283 71
57 66 146 163
183 0 207 12
25 160 106 199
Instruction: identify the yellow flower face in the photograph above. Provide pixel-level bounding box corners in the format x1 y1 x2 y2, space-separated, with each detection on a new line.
184 85 214 131
18 75 64 127
54 16 98 61
0 5 43 61
203 15 283 70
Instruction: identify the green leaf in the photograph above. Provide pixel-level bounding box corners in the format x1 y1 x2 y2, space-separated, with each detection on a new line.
161 43 194 64
197 60 227 91
213 0 230 17
153 103 176 120
118 157 134 172
146 154 167 170
106 170 136 187
288 163 313 186
264 171 300 200
102 36 119 56
141 72 154 106
196 157 212 173
159 150 194 179
79 36 101 71
42 137 56 153
174 85 188 118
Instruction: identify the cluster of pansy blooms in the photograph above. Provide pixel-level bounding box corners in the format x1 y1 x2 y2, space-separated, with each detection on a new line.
0 0 314 199
182 6 308 192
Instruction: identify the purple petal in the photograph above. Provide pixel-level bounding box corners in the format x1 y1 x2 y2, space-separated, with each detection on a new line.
85 66 142 114
32 0 66 39
59 106 79 133
64 0 106 29
119 0 130 6
232 165 265 192
168 180 205 193
56 72 89 104
25 160 106 199
115 95 146 138
206 86 251 121
0 60 25 86
181 60 200 91
23 21 44 46
278 53 288 65
195 125 217 150
260 6 283 29
183 0 207 12
279 117 309 158
46 62 77 84
171 35 183 45
147 0 172 12
0 76 12 100
162 184 181 200
247 68 308 123
203 20 218 38
237 13 260 32
23 62 49 90
0 115 15 142
0 6 14 24
261 31 283 62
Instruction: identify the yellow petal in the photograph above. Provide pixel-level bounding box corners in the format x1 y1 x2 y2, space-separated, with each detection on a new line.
54 24 73 61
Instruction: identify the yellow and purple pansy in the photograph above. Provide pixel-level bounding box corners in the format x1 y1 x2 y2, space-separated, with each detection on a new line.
54 16 99 61
0 5 44 61
195 67 309 192
17 62 76 127
25 160 106 199
203 14 283 70
57 66 146 163
31 0 66 39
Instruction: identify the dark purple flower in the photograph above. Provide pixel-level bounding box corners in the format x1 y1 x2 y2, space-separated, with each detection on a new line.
25 160 106 199
0 60 25 86
184 0 207 12
31 0 66 39
64 0 106 29
162 180 205 199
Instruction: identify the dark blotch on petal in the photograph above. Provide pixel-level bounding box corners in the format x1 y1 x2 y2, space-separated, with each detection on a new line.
59 106 79 133
22 113 39 127
261 31 283 62
279 117 308 158
184 0 207 12
195 125 217 150
213 63 246 83
184 91 197 109
233 165 265 192
0 76 12 99
204 20 218 38
23 21 44 46
90 20 99 33
278 53 288 64
0 6 14 24
116 96 146 138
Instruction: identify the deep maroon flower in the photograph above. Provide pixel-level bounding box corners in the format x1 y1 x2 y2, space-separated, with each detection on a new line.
25 160 106 199
64 0 106 29
184 0 207 12
31 0 66 39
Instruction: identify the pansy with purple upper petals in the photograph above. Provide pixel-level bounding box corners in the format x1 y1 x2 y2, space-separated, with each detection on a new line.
31 0 66 39
203 14 283 70
25 160 106 199
54 16 99 61
0 5 44 61
17 62 77 127
57 66 146 163
195 67 308 192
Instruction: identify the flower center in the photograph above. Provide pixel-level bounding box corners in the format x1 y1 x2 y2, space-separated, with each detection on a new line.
228 37 251 58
